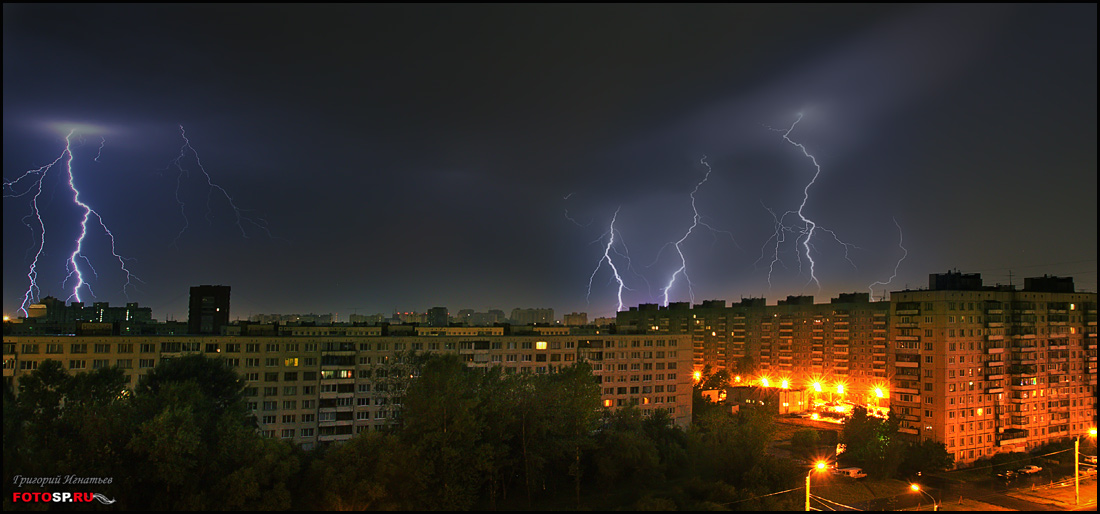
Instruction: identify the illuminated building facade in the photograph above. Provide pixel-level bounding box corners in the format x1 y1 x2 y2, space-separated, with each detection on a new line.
3 330 692 449
618 294 889 389
618 272 1096 466
889 272 1097 465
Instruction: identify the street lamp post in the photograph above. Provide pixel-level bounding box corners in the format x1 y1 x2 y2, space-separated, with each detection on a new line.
806 461 827 511
910 484 938 511
1077 426 1098 506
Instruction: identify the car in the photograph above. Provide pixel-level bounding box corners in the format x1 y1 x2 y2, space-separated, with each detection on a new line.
1083 455 1098 465
1017 465 1042 474
1081 467 1097 477
833 467 868 479
996 470 1017 481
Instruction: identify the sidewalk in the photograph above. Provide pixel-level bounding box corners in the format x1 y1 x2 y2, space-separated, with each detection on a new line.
1003 476 1097 509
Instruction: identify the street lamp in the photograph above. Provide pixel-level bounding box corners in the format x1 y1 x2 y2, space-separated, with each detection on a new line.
806 461 827 511
1076 426 1098 506
910 484 938 511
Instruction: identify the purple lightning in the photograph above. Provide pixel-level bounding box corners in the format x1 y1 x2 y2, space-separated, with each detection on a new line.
868 217 907 301
656 155 738 306
4 130 141 315
762 113 858 290
586 207 629 313
169 125 274 246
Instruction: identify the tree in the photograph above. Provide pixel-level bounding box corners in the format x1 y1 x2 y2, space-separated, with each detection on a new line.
400 354 485 510
791 428 821 460
840 406 905 478
898 439 953 478
306 431 420 510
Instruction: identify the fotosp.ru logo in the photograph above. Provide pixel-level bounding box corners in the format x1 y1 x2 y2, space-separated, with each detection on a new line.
11 492 116 504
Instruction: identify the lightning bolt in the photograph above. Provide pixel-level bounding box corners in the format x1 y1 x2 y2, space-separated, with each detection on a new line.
756 203 798 289
764 113 858 290
168 125 275 246
4 130 141 315
868 217 907 301
586 207 629 313
657 155 737 306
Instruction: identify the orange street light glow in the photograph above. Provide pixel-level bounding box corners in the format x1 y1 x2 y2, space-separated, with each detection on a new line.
910 484 921 492
874 387 885 399
1090 427 1097 438
815 461 827 471
812 381 822 392
781 379 790 389
836 383 845 395
693 371 702 381
761 377 770 388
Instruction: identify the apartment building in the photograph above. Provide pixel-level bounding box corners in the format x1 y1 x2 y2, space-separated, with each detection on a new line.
3 331 692 450
889 272 1097 465
617 273 1096 466
618 293 889 397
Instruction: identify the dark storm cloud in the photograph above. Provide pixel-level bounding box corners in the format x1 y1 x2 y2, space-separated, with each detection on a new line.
4 4 1095 320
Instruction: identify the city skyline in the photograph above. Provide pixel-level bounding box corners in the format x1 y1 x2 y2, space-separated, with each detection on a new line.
4 4 1096 322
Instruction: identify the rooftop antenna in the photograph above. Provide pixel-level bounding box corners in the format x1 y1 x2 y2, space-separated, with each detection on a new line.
1008 270 1014 287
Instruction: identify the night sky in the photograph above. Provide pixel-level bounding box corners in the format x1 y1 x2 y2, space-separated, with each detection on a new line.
4 4 1096 321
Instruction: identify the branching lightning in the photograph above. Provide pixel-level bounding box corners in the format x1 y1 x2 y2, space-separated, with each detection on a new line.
760 113 859 290
868 217 907 301
657 155 738 306
586 207 629 312
4 130 141 316
169 125 275 246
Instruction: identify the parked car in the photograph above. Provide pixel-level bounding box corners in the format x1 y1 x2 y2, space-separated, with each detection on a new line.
833 467 867 479
1082 455 1098 465
996 470 1017 481
1017 465 1042 474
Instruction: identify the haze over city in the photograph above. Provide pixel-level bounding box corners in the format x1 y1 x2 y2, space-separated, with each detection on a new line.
4 4 1096 322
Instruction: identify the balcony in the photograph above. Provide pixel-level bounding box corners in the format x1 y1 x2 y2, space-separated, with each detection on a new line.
998 429 1028 446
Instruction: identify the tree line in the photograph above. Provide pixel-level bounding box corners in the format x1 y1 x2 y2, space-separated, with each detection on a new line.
5 354 811 510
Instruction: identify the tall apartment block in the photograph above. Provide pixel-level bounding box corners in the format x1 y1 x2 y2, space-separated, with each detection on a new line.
889 272 1096 464
618 272 1095 466
188 285 231 335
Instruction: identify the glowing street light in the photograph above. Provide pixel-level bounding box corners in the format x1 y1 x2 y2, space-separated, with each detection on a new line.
812 381 822 393
836 383 845 395
806 461 828 511
693 370 703 382
910 484 938 511
761 377 770 388
781 379 790 389
873 387 885 399
1077 426 1098 505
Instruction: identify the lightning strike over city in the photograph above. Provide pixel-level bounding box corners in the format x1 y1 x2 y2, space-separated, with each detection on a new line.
4 129 140 315
3 4 1096 510
169 125 275 246
586 207 630 314
868 217 908 301
760 112 861 292
658 155 728 306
